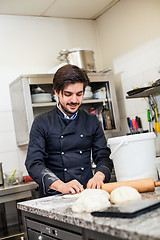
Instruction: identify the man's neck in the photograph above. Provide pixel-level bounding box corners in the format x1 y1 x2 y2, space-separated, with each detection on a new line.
57 104 78 120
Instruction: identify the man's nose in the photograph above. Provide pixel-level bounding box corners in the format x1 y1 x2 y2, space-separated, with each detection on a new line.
70 94 77 102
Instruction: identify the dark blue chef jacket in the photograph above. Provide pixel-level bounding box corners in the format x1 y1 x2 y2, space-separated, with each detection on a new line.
25 106 113 197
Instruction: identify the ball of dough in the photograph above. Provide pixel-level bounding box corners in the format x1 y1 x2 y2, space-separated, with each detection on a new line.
110 186 142 204
72 189 110 213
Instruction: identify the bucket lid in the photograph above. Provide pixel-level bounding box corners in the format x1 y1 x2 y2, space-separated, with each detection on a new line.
108 132 156 145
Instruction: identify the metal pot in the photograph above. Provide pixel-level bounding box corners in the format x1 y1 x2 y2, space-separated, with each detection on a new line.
0 163 4 186
57 48 96 72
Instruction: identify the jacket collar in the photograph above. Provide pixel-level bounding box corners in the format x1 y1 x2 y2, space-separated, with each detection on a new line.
55 106 77 136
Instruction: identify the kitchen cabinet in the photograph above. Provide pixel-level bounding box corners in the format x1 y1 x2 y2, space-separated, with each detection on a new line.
26 218 82 240
0 182 38 239
9 72 120 146
22 213 122 240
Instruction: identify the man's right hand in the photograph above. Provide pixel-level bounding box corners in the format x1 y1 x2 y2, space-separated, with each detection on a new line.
49 179 84 194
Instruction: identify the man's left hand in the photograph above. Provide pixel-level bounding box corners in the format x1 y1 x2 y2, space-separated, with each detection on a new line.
87 171 105 189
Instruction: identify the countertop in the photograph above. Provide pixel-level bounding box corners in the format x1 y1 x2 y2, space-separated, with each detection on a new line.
17 188 160 240
0 181 38 203
0 181 38 196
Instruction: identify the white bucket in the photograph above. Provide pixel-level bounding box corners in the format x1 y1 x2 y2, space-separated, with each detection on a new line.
108 132 158 181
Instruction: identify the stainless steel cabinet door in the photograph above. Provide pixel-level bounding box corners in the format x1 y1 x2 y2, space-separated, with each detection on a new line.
28 229 57 240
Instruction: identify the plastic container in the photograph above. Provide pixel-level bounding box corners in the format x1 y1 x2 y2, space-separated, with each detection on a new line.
108 132 158 181
4 170 23 185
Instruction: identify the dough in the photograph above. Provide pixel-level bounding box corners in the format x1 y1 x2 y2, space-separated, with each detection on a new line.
110 186 142 204
72 189 110 213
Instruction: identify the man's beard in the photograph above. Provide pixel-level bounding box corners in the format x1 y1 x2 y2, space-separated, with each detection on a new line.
59 101 80 116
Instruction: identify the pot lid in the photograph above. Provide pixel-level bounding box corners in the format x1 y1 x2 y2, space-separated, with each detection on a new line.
69 47 94 52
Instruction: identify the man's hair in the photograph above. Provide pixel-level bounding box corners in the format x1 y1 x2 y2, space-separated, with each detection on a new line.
53 64 90 94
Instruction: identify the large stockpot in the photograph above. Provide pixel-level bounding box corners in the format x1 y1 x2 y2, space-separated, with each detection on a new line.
57 48 96 72
0 163 4 186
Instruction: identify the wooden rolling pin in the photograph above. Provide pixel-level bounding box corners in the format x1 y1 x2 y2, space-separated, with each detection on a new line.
102 178 160 193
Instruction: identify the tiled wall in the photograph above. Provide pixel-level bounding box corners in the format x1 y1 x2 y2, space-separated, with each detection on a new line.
0 111 28 176
0 15 99 177
96 0 160 156
117 66 160 135
0 15 99 227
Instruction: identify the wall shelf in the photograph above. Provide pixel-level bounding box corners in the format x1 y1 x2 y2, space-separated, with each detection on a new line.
126 86 160 99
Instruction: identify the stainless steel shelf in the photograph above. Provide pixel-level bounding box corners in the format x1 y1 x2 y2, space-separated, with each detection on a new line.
32 99 107 108
10 72 120 146
126 86 160 99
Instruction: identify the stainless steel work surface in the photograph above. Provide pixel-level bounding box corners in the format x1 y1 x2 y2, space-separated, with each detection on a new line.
0 182 38 202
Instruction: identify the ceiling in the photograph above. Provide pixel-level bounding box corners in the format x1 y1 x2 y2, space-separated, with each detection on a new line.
0 0 119 20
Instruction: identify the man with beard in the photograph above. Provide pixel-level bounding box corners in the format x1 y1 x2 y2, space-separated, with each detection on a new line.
25 64 113 197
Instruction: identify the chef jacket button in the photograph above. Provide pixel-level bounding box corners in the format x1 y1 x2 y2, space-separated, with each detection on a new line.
61 152 64 155
81 167 84 170
61 135 64 139
64 168 67 171
80 151 82 154
80 134 83 138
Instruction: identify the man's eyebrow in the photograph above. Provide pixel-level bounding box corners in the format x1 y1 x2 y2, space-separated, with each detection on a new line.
64 90 83 94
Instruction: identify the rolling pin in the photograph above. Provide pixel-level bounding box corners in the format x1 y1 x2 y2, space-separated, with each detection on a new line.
102 178 160 193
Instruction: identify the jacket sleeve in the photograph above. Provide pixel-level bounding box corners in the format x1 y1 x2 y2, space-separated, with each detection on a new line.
92 115 113 182
25 116 59 195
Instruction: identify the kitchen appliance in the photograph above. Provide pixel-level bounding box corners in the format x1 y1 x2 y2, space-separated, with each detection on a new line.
108 132 158 181
0 163 4 186
26 219 82 240
102 178 160 193
57 48 96 72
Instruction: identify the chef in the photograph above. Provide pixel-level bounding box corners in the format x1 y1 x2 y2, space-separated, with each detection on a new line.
25 64 113 197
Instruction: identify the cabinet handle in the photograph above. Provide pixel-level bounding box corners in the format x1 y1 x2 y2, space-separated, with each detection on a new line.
53 229 58 236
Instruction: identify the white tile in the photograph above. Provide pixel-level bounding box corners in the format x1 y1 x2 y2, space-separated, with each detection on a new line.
143 67 158 86
0 131 17 152
17 147 28 175
134 98 148 115
121 77 131 97
0 151 20 174
124 98 136 116
155 64 160 80
120 117 129 135
118 99 126 119
128 72 144 89
155 95 160 111
136 111 149 132
0 111 15 132
0 85 12 111
155 133 160 156
114 75 124 100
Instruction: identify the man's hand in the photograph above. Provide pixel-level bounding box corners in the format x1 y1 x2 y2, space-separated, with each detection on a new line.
87 171 105 189
49 179 84 194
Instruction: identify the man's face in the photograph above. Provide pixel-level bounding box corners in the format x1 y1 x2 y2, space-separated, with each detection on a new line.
55 83 84 117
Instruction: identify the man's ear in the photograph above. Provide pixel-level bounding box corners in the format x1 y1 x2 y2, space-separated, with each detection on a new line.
54 90 58 97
